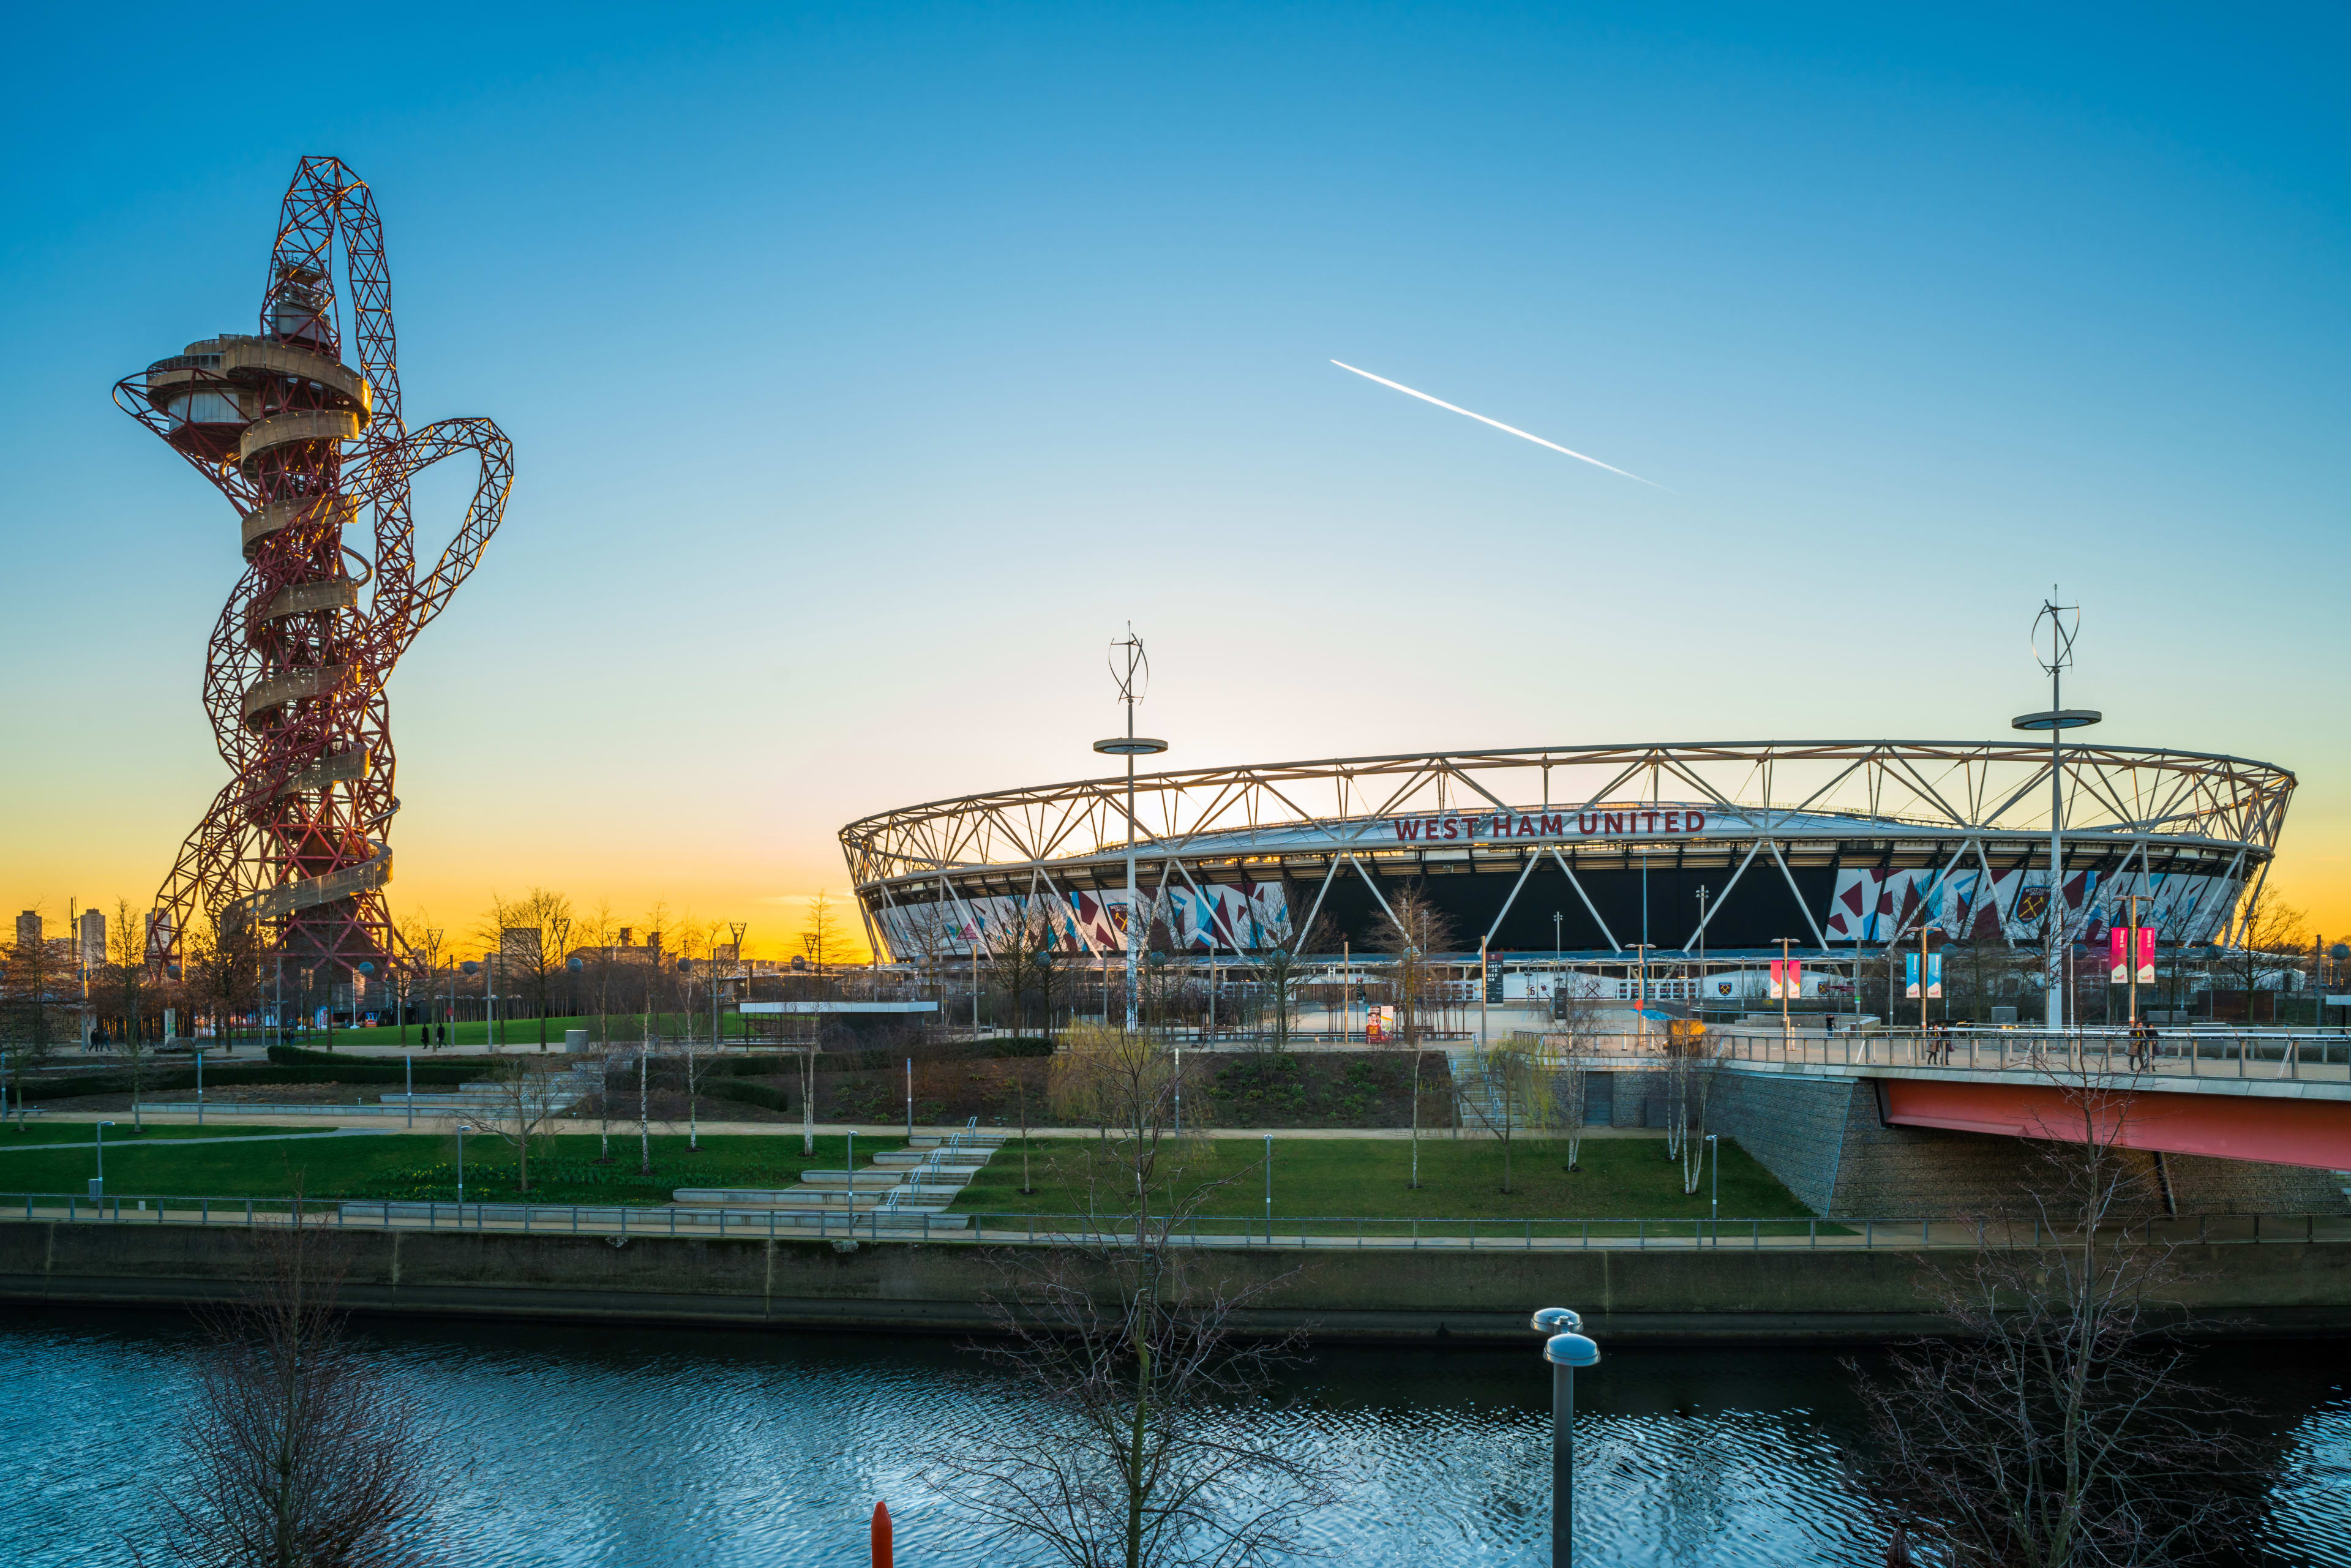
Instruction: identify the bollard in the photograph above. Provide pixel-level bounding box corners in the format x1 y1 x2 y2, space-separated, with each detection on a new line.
871 1500 894 1568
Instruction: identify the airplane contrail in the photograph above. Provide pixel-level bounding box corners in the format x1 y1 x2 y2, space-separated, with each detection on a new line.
1330 359 1660 487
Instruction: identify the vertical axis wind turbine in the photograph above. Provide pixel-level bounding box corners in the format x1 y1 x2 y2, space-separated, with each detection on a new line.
1093 627 1166 1032
113 157 514 985
2012 592 2099 1031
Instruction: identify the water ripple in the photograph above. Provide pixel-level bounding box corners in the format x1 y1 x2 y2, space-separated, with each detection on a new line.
1 1312 2340 1567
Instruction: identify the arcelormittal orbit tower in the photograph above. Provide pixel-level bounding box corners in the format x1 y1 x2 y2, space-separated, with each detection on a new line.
114 157 512 981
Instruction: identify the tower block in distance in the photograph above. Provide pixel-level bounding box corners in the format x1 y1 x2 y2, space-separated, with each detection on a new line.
114 156 513 982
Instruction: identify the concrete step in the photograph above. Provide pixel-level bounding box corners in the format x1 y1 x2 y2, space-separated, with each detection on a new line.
675 1187 901 1210
337 1200 969 1231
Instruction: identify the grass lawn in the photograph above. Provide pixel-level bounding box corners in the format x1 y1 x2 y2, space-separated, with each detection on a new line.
0 1132 908 1205
0 1123 301 1150
954 1133 1814 1229
293 1013 749 1049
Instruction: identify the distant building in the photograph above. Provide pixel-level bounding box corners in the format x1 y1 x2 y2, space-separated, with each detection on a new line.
78 909 105 969
14 911 39 948
566 928 668 969
498 927 543 966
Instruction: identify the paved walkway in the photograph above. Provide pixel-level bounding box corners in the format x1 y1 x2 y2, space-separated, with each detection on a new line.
15 1201 2348 1250
0 1128 393 1154
17 1109 1665 1141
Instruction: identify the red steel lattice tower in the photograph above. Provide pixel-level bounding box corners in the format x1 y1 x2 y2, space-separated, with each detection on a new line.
113 157 512 985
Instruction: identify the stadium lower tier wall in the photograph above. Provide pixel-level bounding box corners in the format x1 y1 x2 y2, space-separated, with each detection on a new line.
1580 1069 2349 1218
3 1223 2348 1342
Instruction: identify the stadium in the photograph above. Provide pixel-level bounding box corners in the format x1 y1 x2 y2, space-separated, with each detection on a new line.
838 741 2292 994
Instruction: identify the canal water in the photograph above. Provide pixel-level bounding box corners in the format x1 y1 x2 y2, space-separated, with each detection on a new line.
2 1307 2344 1566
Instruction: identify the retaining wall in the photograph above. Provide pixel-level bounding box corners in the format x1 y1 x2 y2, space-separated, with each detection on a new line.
1 1221 2347 1343
1692 1070 2350 1218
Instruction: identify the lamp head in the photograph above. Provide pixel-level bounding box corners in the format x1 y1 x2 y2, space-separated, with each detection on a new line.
1531 1306 1581 1334
1544 1332 1602 1368
567 957 584 973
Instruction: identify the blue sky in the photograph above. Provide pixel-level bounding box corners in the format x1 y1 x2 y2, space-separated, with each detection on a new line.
4 3 2346 940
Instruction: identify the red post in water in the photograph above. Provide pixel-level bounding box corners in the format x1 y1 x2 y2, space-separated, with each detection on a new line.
871 1500 894 1568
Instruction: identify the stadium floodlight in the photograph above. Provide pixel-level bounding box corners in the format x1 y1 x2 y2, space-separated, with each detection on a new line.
1093 626 1166 1033
2014 593 2101 1032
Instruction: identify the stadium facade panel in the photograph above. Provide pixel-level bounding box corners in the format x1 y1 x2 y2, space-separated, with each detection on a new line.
838 741 2292 962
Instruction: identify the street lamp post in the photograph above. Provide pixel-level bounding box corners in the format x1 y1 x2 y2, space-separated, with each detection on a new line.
2120 892 2145 1030
1479 936 1490 1048
1263 1132 1273 1243
1772 937 1799 1037
1094 627 1166 1034
456 1122 473 1210
92 1120 116 1199
2013 594 2100 1033
1625 943 1655 1044
1532 1307 1602 1568
1704 1132 1719 1233
1694 887 1710 1019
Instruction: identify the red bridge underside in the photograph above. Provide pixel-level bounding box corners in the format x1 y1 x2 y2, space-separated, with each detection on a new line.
1879 1079 2351 1171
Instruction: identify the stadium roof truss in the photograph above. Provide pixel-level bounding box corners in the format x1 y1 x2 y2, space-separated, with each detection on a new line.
839 741 2293 957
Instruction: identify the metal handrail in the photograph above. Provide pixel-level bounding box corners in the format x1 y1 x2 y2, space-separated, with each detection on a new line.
7 1193 2344 1250
1529 1027 2351 1087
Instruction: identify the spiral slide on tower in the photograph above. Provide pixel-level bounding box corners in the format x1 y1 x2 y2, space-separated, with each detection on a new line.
231 842 394 924
112 156 512 978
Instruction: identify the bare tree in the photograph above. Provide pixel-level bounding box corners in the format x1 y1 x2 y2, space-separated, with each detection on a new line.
797 890 855 978
985 904 1060 1037
397 915 447 1049
473 1054 571 1194
1371 887 1454 1044
924 1024 1334 1568
2217 886 2305 1026
1463 1033 1556 1195
5 902 61 1051
1551 991 1605 1171
572 899 618 1046
1240 910 1326 1075
1667 1021 1728 1196
191 909 263 1054
634 1016 654 1177
144 1203 451 1568
1848 1084 2261 1566
480 888 576 1049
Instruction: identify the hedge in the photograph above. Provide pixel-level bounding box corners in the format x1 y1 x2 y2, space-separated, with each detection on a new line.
267 1043 498 1072
17 1059 487 1102
705 1079 792 1114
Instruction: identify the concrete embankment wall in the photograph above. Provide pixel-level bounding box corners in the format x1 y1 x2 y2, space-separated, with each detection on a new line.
3 1222 2348 1343
1587 1067 2348 1218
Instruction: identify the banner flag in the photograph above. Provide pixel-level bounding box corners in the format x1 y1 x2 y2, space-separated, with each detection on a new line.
1769 960 1786 1000
2110 926 2129 984
2136 928 2157 985
1927 953 1943 999
1904 952 1921 999
1788 961 1802 996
